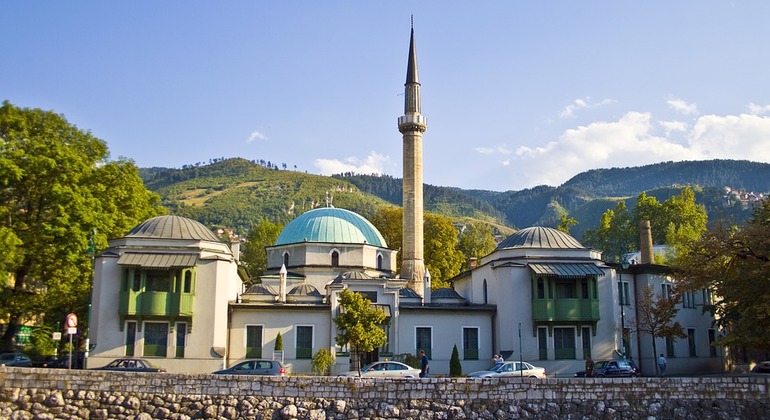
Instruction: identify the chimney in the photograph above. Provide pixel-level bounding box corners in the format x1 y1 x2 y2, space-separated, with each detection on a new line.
640 220 654 264
230 239 240 262
423 268 431 305
468 257 478 270
279 263 287 303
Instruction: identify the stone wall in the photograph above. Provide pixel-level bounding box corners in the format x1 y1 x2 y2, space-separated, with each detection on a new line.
1 367 769 419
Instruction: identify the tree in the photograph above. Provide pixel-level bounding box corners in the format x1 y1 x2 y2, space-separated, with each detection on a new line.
449 344 462 377
274 332 283 351
311 348 334 376
370 206 403 271
333 288 387 376
458 222 496 260
0 101 164 351
424 213 465 289
240 219 283 280
557 213 578 235
634 284 686 375
660 187 708 256
675 200 770 351
582 201 635 263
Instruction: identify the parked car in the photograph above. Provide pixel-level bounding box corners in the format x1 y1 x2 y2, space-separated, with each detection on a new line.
0 352 32 367
468 361 546 378
751 361 770 373
90 357 165 373
213 359 286 376
575 359 640 378
338 361 421 378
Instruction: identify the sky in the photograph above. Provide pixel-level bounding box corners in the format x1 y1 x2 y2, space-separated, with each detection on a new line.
3 1 770 192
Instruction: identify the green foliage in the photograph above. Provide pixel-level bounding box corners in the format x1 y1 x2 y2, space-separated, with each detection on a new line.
635 284 687 375
449 344 462 377
675 200 770 351
241 220 283 280
393 352 421 369
311 348 334 376
424 213 465 288
557 213 578 234
274 332 283 351
0 101 164 350
333 289 387 374
582 201 636 263
370 206 403 270
458 221 496 260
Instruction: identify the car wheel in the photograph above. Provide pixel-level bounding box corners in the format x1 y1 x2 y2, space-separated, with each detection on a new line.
630 373 638 377
596 374 605 378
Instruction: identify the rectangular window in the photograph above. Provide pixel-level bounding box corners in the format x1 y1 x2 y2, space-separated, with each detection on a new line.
463 327 479 360
296 326 313 359
581 327 591 358
183 271 193 293
146 271 169 292
125 321 137 356
416 327 432 359
554 327 576 360
538 327 548 360
554 280 575 299
175 322 186 358
537 278 545 299
246 325 263 358
661 283 672 300
122 269 129 291
360 291 377 303
666 337 675 358
618 281 630 305
688 328 697 357
143 322 168 357
708 329 717 357
132 271 141 292
581 279 589 299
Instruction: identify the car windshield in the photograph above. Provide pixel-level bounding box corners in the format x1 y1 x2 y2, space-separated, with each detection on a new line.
594 361 608 369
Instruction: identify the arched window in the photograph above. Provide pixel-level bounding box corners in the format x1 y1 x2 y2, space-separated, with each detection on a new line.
483 279 488 304
331 251 340 267
283 252 289 268
377 254 383 270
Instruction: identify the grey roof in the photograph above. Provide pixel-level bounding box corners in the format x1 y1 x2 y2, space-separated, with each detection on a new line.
126 215 220 242
244 284 277 296
528 262 605 278
496 226 584 250
399 287 421 298
117 252 198 268
431 287 464 300
288 284 323 298
330 271 373 285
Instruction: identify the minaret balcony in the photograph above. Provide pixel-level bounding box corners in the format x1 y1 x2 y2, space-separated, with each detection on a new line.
398 114 427 128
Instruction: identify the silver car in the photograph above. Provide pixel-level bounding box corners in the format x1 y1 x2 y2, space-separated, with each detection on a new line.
468 361 546 378
339 361 421 378
213 359 287 376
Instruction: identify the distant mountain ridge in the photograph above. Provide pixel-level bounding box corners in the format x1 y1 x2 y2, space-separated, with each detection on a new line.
141 158 769 241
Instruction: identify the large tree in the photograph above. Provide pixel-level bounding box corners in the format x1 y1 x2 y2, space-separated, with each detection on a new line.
634 284 686 375
458 221 496 261
675 200 770 351
333 288 387 376
0 101 164 351
240 219 282 281
424 212 465 289
582 201 635 263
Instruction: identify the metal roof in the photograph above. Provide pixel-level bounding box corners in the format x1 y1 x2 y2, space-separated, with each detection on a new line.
528 262 605 278
117 253 198 268
126 215 220 242
497 226 585 250
275 208 387 247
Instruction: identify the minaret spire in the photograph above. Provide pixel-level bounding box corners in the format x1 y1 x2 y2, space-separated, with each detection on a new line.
398 21 427 300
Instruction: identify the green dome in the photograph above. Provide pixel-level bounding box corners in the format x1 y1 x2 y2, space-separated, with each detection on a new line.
275 208 387 247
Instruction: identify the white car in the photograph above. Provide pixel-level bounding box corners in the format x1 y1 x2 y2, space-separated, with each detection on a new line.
339 361 421 378
468 361 546 378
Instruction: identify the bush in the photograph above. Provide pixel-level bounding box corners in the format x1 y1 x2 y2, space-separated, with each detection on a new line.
311 348 334 376
449 344 462 377
274 332 283 351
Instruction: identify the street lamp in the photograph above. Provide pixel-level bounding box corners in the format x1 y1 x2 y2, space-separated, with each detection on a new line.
619 256 630 359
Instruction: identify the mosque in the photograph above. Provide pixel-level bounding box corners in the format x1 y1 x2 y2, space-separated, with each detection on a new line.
89 27 720 377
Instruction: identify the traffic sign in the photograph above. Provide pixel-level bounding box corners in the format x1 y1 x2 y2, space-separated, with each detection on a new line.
66 313 78 328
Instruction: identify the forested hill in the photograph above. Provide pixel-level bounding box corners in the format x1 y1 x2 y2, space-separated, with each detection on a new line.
560 160 770 198
141 158 769 241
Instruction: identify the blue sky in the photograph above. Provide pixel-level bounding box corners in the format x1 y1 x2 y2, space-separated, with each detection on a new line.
3 1 770 192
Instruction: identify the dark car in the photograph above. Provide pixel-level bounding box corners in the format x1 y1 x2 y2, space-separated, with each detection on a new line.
91 357 165 373
213 359 287 376
752 361 770 373
0 352 32 367
575 359 640 378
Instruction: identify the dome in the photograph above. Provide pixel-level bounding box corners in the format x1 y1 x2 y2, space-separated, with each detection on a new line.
275 207 387 247
126 215 220 242
496 226 584 250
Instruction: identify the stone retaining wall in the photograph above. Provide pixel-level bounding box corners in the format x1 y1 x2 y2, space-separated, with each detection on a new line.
2 367 769 419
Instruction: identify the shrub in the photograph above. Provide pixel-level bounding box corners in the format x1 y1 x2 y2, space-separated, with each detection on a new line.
311 348 334 376
274 332 283 351
449 344 462 377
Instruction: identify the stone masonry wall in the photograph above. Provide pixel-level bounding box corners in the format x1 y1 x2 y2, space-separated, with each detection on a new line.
1 367 769 419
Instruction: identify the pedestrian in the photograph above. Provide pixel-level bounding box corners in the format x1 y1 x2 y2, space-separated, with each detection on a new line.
419 350 429 378
496 354 504 364
584 355 595 377
657 354 667 376
494 354 502 366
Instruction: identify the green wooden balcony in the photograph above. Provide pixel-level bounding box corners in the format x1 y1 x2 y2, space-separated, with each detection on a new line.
119 291 194 317
532 298 599 322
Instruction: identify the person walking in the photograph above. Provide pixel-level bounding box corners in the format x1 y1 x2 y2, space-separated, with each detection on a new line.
657 354 667 376
419 350 429 378
584 355 595 377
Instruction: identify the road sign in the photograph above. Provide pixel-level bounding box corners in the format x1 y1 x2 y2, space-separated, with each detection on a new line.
67 327 77 335
66 313 78 328
52 332 62 341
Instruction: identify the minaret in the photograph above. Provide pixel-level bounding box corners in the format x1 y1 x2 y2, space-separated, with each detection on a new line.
398 22 427 297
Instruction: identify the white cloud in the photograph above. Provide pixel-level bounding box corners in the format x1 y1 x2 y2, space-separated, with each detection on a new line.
559 97 614 118
501 110 770 189
747 103 770 116
314 151 393 175
474 145 512 155
659 120 688 136
247 130 267 142
666 97 699 115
